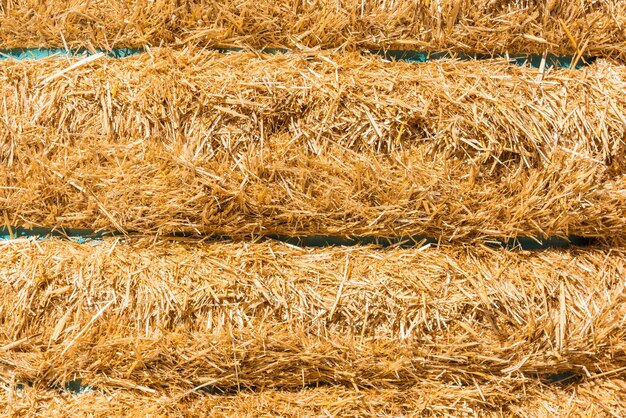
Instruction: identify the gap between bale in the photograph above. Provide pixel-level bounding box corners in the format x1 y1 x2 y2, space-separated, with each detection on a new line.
0 225 599 250
0 47 595 69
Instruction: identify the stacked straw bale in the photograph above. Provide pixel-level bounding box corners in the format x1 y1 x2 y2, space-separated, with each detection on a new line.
2 1 626 415
3 380 626 417
1 239 625 395
1 50 625 240
0 1 625 62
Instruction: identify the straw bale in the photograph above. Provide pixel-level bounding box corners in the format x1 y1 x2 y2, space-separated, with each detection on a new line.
0 1 625 61
3 379 626 417
1 50 625 240
1 238 625 392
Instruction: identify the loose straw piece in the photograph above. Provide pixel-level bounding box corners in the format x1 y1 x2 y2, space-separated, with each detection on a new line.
39 52 104 84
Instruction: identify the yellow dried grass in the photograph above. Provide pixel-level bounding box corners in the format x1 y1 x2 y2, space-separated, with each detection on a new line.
0 0 625 61
1 50 625 239
1 238 625 393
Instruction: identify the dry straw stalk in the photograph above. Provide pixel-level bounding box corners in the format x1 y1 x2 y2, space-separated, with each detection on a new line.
0 0 625 61
1 50 625 240
1 238 625 394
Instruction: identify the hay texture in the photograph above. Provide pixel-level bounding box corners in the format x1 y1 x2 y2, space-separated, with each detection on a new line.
0 0 625 61
1 238 625 394
4 380 626 417
1 50 625 240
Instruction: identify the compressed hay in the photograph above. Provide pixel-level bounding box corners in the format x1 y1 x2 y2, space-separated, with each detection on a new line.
1 50 625 240
1 238 625 392
3 380 626 417
0 1 625 61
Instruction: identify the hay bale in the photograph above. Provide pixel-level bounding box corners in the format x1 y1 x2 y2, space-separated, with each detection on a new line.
3 381 626 417
1 239 625 392
0 1 624 61
1 50 625 239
